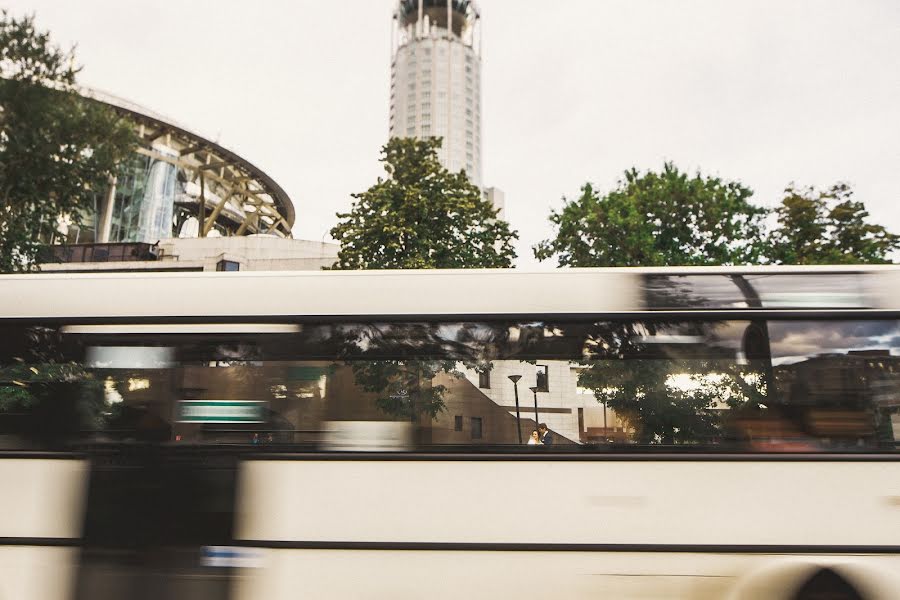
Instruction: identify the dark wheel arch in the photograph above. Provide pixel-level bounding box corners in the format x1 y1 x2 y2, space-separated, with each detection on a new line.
793 568 865 600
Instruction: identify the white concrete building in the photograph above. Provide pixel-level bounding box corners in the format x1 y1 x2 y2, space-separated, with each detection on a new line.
390 0 483 187
40 236 339 273
462 360 628 444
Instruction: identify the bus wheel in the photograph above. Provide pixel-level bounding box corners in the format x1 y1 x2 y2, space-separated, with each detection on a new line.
793 568 864 600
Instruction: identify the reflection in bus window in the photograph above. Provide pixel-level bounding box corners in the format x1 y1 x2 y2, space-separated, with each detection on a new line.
0 319 898 452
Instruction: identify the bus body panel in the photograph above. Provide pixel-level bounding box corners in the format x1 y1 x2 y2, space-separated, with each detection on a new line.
0 547 81 600
0 458 88 539
3 268 900 598
236 459 900 547
231 550 900 600
0 458 88 600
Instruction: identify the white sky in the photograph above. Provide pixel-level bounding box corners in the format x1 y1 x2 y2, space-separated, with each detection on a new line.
7 0 900 267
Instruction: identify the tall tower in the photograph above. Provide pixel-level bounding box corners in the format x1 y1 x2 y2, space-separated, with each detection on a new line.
390 0 482 188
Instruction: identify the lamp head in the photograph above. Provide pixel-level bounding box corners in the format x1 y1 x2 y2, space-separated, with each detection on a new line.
507 374 522 383
529 386 539 393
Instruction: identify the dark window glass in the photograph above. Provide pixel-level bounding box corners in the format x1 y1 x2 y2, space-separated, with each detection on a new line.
536 365 549 392
644 274 871 310
478 370 490 389
471 417 482 440
0 318 897 453
216 260 240 272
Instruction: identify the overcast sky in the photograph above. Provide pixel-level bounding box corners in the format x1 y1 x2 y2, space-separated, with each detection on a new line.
7 0 900 267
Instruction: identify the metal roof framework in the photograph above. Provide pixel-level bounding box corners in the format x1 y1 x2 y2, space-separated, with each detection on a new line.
86 90 295 239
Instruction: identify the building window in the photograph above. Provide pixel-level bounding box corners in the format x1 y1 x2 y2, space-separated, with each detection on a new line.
454 415 463 431
216 259 240 272
421 125 431 136
471 417 482 440
478 370 490 389
536 365 549 391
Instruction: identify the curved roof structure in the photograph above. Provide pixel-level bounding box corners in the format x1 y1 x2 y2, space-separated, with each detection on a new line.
85 89 295 238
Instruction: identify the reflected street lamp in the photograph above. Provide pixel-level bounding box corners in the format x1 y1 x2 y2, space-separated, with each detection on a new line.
529 386 540 429
507 375 522 444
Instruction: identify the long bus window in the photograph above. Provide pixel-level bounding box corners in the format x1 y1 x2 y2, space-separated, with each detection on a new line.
0 319 898 452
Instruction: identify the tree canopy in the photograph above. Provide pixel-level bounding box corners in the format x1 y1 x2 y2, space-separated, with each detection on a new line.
536 165 898 444
535 164 898 268
534 163 767 267
767 183 900 265
330 136 517 269
0 11 135 272
330 137 517 423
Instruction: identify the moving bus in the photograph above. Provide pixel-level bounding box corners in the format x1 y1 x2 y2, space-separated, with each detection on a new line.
1 267 899 599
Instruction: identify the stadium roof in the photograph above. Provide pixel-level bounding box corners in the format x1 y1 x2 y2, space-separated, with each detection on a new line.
84 88 295 237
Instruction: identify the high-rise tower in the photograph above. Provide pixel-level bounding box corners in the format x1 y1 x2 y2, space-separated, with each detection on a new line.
390 0 482 188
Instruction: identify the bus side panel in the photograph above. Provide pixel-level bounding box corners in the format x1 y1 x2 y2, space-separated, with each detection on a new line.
232 459 900 599
0 458 89 600
235 459 900 546
231 550 900 600
0 547 81 600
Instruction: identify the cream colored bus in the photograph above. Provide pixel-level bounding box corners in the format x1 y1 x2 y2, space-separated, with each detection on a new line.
1 267 899 600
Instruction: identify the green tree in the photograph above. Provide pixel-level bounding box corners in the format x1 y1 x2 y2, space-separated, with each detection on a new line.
0 11 135 272
573 320 768 446
767 183 900 264
331 137 516 423
534 163 767 267
330 137 517 269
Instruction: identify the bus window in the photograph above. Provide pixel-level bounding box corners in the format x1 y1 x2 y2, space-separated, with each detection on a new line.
1 319 898 452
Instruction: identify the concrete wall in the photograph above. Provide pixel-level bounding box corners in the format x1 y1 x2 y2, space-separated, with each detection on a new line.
41 236 339 272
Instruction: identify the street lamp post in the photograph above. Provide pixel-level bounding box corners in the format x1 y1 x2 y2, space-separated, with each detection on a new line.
529 386 540 429
507 375 522 444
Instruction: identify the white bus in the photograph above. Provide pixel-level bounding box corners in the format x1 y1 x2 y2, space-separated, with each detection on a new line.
1 267 899 600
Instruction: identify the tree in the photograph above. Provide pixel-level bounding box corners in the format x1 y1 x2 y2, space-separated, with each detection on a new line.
330 137 517 269
572 320 768 446
330 137 516 423
534 162 767 267
0 11 135 272
767 183 900 265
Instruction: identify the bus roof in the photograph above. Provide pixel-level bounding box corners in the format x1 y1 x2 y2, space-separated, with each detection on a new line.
0 266 898 319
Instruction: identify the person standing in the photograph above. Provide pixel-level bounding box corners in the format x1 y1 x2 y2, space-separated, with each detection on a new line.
527 430 541 445
538 423 553 445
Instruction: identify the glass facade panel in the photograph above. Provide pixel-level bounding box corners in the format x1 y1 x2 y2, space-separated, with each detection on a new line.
107 153 182 244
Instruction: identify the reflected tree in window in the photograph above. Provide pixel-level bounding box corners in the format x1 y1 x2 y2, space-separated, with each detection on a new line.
337 322 507 420
0 326 104 444
576 321 768 445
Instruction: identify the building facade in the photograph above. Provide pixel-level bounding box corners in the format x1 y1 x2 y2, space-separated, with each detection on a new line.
390 0 483 187
40 90 338 272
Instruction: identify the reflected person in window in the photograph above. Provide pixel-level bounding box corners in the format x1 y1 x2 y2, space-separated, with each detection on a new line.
539 423 553 445
527 430 541 445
